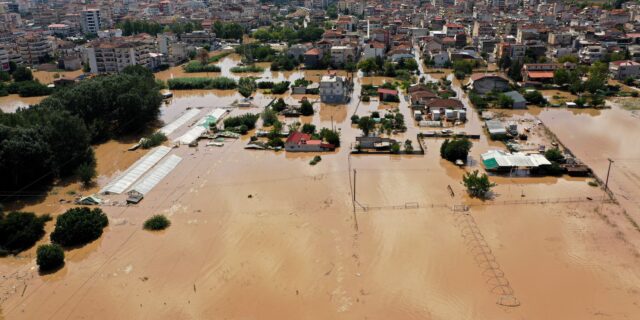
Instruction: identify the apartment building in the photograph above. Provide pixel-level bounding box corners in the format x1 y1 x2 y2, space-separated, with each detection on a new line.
0 46 9 71
86 37 154 74
81 9 101 34
17 33 52 65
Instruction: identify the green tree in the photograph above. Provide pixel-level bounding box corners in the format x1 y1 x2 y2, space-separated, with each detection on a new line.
357 116 376 136
544 148 564 162
440 138 472 163
319 128 340 147
238 77 257 98
357 58 379 74
36 244 65 271
404 139 413 152
553 69 570 85
497 94 514 108
523 90 545 105
0 211 51 255
300 99 314 116
301 123 316 134
50 207 109 247
76 162 96 186
12 66 33 82
462 170 496 199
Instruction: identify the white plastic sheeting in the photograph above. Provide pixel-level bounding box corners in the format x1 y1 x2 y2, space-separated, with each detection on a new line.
173 108 227 145
174 126 207 145
100 146 171 194
159 109 200 136
128 154 182 195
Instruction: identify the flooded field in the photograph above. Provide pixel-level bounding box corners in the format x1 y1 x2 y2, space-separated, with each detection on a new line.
0 95 45 113
2 58 640 319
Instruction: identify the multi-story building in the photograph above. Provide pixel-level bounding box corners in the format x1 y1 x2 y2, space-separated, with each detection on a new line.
181 30 217 46
0 46 9 71
320 73 350 104
158 33 188 66
443 23 465 37
85 36 154 74
81 9 101 34
17 33 52 65
48 23 72 37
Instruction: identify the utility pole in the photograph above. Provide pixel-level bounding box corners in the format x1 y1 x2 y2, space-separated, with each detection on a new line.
605 158 614 192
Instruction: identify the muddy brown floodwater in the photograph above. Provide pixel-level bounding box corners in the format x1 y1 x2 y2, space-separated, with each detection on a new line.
2 59 640 319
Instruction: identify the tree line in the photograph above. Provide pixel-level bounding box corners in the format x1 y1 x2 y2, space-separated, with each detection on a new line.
0 66 162 193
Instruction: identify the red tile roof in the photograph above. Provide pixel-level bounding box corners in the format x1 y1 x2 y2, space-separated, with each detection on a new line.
527 71 554 79
286 132 311 144
378 88 398 95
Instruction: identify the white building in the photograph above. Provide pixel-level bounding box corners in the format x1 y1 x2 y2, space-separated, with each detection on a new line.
81 9 101 34
320 74 350 104
158 33 188 66
86 36 154 74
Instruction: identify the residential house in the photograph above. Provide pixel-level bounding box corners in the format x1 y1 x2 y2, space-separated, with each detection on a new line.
330 45 356 66
285 132 335 152
579 45 607 63
362 41 385 59
377 88 398 101
303 48 322 68
355 136 397 151
609 60 640 80
521 63 561 83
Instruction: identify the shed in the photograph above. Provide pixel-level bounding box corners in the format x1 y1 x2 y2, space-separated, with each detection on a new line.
503 91 527 109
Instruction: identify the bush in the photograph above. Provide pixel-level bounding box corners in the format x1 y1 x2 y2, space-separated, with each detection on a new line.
183 61 221 73
140 132 167 149
301 123 316 134
440 138 472 163
257 81 274 89
272 98 287 112
167 77 237 90
208 52 231 63
544 148 564 162
300 99 314 116
390 142 401 154
270 81 290 94
262 109 279 126
310 156 322 165
36 244 65 271
350 114 360 124
0 211 51 254
230 65 265 73
50 207 109 247
223 113 259 132
143 215 170 231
